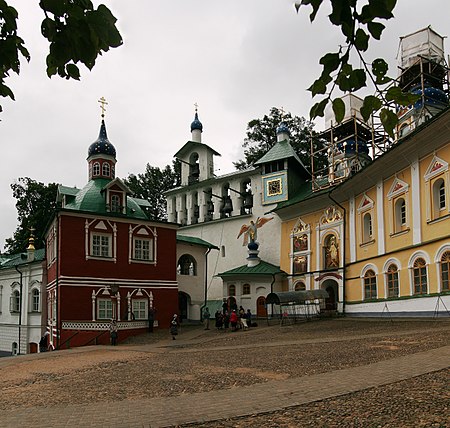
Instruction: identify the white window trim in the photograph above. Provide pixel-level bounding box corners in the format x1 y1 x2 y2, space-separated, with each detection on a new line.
434 245 450 293
132 299 148 320
97 298 113 320
360 264 378 301
85 219 117 262
408 251 430 296
93 162 100 176
128 225 157 265
29 282 41 313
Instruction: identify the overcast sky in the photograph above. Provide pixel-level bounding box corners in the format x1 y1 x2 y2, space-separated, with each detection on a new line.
1 0 448 252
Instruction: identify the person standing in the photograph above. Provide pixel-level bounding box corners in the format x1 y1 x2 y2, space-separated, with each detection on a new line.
230 310 238 332
246 309 252 328
222 298 228 314
203 307 210 330
39 331 50 352
109 319 118 346
148 307 155 333
170 314 179 340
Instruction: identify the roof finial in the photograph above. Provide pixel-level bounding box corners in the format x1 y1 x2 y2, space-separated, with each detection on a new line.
98 96 108 119
194 102 199 113
27 227 35 251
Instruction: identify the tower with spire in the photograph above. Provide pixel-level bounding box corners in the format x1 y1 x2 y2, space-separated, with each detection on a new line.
44 99 179 350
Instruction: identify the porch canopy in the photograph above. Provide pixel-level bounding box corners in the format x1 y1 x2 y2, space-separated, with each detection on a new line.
266 289 329 305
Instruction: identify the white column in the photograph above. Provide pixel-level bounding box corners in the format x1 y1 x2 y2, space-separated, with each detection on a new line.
377 180 385 254
349 196 356 263
411 159 421 244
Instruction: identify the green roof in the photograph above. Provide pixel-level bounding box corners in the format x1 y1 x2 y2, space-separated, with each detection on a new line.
60 179 148 220
0 248 45 269
217 260 286 277
254 139 302 166
177 235 219 250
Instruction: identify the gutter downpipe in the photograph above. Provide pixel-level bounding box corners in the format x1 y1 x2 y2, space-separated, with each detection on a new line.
15 264 23 355
327 190 346 315
200 247 212 322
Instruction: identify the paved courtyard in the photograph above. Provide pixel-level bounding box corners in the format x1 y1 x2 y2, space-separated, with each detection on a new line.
0 318 449 427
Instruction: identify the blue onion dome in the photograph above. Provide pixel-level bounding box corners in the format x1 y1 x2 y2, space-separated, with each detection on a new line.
276 121 290 136
190 112 203 132
88 120 116 158
411 85 448 110
337 138 370 156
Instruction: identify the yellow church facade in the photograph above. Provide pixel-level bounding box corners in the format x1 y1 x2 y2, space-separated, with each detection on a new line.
276 108 450 316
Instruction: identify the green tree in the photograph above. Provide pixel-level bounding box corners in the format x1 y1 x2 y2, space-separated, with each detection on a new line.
5 177 58 254
234 107 325 172
296 0 419 136
124 160 181 221
0 0 122 113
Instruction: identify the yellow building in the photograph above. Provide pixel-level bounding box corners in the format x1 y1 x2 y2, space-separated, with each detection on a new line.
273 27 450 317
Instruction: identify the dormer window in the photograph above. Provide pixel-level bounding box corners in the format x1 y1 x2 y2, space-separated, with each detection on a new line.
93 162 100 176
111 194 121 213
102 162 110 177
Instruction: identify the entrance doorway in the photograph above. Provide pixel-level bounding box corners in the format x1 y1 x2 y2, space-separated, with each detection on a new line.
322 279 338 311
256 296 267 317
178 292 189 321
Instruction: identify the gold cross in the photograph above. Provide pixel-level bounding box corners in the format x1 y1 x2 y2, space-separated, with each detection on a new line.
98 97 108 118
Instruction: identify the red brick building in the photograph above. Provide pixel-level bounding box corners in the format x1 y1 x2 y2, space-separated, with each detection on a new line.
45 119 178 349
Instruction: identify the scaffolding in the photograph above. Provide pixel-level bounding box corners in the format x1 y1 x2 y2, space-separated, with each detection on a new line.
310 27 449 193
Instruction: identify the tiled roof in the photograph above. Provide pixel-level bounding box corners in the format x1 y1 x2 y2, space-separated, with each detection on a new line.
254 139 302 166
177 235 219 250
61 179 148 219
217 260 286 277
0 248 45 269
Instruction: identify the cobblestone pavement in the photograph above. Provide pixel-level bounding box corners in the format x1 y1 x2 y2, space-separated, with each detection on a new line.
0 319 449 428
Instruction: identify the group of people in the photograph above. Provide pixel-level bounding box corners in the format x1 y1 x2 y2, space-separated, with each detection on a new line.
205 305 253 332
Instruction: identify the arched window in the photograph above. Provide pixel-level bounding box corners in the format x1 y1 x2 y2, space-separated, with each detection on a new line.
386 264 399 298
177 255 197 276
31 288 40 312
394 198 406 232
413 258 427 295
363 212 372 242
10 290 20 312
432 178 446 217
102 162 110 177
440 251 450 291
294 281 306 291
228 284 236 297
364 269 377 300
242 284 250 295
93 162 100 176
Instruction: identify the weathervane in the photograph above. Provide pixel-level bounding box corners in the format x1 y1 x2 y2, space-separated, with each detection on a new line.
194 102 199 112
98 96 108 118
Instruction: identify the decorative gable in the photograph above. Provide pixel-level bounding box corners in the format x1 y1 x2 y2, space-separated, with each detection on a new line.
291 217 310 235
357 193 374 213
424 155 448 182
95 221 108 230
387 177 409 200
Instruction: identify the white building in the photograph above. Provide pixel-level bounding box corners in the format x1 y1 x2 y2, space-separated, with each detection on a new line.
0 246 46 356
165 111 309 316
